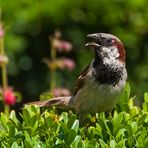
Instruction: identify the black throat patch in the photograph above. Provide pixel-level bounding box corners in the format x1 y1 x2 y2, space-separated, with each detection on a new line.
92 58 123 86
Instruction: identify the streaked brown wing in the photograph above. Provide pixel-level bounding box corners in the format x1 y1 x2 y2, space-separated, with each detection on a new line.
73 64 90 95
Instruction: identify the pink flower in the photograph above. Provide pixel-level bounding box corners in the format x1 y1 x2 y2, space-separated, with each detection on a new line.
0 24 4 38
53 40 72 52
62 58 75 71
51 88 71 97
4 88 16 106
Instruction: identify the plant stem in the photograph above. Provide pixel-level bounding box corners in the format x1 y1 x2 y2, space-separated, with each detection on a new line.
50 67 56 90
0 37 8 90
0 29 9 113
50 37 56 90
0 9 7 91
2 65 8 91
0 9 10 113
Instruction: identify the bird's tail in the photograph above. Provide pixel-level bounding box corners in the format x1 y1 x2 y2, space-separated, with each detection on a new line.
25 96 74 109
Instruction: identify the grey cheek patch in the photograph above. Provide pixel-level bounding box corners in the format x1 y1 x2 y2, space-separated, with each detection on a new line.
110 48 119 58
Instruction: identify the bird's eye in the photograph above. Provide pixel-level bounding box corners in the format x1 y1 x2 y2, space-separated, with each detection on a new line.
106 39 112 44
106 39 116 45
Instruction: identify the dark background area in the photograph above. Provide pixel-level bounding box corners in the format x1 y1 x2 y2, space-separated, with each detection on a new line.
0 0 148 105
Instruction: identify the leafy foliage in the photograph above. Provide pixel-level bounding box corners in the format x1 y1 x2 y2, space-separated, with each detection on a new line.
0 84 148 147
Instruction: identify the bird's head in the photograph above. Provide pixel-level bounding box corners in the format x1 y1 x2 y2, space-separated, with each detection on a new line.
85 33 126 65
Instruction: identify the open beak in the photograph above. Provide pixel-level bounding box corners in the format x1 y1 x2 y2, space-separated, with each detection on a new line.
85 33 101 48
85 42 100 47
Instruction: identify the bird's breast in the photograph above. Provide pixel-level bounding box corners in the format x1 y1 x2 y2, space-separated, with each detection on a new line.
74 70 126 115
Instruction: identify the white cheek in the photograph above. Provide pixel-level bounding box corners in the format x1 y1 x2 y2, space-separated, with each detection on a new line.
102 47 119 65
111 48 119 58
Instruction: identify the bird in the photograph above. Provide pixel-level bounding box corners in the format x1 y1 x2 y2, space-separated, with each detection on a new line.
27 33 127 122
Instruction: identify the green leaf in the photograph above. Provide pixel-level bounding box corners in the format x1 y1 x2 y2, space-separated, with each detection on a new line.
29 115 39 134
24 140 32 148
95 123 103 139
131 122 137 134
67 114 77 129
88 126 95 139
55 138 64 145
11 142 18 148
70 135 82 148
123 112 130 123
110 139 116 148
8 124 15 137
99 139 106 148
22 108 30 125
137 135 144 147
24 131 31 140
138 114 147 126
127 137 135 147
9 111 20 126
66 129 77 145
144 92 148 103
118 83 130 111
23 126 33 135
115 128 126 142
144 137 148 147
71 119 79 133
130 106 139 117
97 118 110 141
125 82 130 100
39 92 53 101
128 98 134 109
126 124 133 137
116 139 126 147
106 121 113 135
29 115 38 127
59 112 68 123
30 105 40 114
144 114 148 123
45 116 53 127
84 140 100 148
52 121 59 134
0 113 9 129
143 102 148 112
60 122 69 139
113 112 123 135
1 142 10 148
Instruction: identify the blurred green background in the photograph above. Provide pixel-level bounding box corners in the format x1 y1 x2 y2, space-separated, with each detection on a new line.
0 0 148 104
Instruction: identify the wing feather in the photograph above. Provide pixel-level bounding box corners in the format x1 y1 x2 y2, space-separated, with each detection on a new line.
73 64 90 95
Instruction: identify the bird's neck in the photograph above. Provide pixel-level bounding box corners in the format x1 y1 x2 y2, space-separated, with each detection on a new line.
92 57 125 86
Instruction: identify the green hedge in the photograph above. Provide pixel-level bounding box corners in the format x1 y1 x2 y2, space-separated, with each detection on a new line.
0 84 148 147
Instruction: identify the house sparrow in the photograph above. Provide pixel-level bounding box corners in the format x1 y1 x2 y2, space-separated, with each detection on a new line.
28 33 127 121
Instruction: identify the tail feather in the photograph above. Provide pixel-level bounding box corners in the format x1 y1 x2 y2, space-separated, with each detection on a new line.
26 96 74 109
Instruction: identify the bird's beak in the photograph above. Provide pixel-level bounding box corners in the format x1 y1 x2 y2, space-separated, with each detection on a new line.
85 33 101 48
85 42 100 48
87 33 99 39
